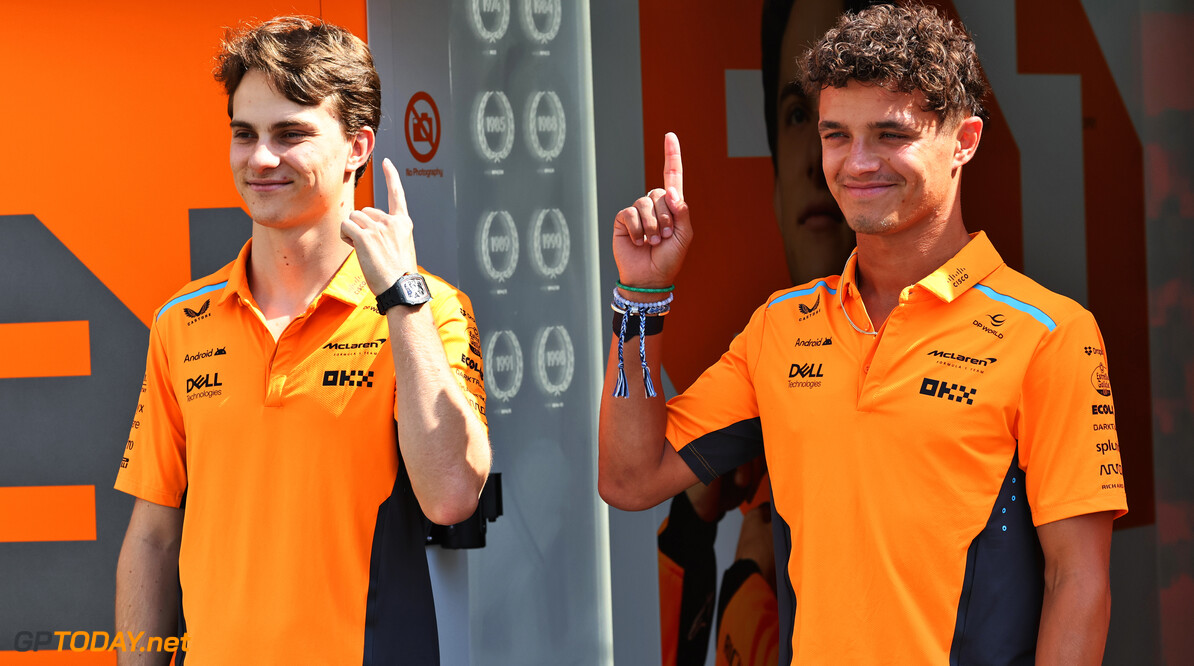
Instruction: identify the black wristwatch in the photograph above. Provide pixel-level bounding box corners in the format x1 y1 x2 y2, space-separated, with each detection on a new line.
376 273 432 314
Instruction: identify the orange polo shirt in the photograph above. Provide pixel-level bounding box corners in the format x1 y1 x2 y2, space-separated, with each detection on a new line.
115 240 486 665
666 232 1127 664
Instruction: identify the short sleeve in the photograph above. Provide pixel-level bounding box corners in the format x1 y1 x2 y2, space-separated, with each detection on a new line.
665 304 766 484
114 321 188 507
429 283 488 430
1017 309 1128 526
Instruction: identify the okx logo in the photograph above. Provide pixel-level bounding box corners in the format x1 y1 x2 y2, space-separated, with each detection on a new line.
323 369 375 388
919 377 977 405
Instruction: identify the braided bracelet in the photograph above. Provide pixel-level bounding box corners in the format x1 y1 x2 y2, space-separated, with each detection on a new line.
611 287 673 398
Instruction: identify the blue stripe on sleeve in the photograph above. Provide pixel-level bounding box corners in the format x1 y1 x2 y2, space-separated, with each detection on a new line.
156 282 229 321
973 284 1056 331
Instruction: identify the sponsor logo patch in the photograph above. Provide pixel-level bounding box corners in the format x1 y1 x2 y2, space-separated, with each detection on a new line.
322 369 375 388
1091 363 1112 397
184 299 212 326
919 377 977 405
793 337 832 347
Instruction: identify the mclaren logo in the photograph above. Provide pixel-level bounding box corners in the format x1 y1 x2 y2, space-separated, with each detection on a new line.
926 350 997 366
324 338 387 351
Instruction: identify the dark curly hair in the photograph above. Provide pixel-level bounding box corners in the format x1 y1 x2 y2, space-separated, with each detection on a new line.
215 16 381 184
800 2 989 124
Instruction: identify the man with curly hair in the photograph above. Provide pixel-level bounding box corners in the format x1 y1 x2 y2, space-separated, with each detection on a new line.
600 3 1127 663
113 16 491 665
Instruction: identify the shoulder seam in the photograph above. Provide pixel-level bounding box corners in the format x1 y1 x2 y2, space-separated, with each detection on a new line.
767 280 836 309
156 281 229 321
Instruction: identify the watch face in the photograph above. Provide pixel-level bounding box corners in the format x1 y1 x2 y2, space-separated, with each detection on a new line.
400 276 430 302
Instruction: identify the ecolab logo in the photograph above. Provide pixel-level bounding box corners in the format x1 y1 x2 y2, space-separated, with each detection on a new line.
1091 404 1115 415
926 350 997 366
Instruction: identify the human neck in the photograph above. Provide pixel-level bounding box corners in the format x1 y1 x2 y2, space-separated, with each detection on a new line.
853 214 972 328
247 221 353 321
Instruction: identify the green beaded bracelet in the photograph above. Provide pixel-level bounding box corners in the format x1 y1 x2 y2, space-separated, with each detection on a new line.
616 282 674 294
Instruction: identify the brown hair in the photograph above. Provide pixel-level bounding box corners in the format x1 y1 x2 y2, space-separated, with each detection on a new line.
800 2 989 124
215 16 381 183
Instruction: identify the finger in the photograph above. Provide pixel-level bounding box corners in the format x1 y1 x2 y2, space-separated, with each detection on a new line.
382 158 409 217
614 207 645 246
348 209 372 229
662 132 683 200
359 207 388 224
633 195 660 244
650 189 672 242
339 219 361 247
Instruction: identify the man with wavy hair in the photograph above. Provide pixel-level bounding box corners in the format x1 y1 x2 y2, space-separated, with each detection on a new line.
601 3 1127 663
114 16 490 664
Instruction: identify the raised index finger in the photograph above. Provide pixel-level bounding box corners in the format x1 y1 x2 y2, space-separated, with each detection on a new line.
382 157 409 216
662 132 683 200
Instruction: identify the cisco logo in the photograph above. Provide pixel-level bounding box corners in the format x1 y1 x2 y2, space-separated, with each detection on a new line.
525 90 566 161
521 0 561 44
529 208 570 279
475 91 515 162
484 330 524 402
534 325 574 396
469 0 510 43
477 210 519 282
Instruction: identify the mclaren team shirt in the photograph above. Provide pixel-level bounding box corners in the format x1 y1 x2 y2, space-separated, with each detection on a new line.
115 241 487 665
664 232 1128 664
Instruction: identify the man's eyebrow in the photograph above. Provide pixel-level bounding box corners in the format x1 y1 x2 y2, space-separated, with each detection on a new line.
816 119 919 132
871 119 916 131
779 79 808 103
228 119 317 131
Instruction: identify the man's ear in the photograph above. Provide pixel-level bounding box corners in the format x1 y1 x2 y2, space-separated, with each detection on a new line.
347 125 376 172
953 115 983 168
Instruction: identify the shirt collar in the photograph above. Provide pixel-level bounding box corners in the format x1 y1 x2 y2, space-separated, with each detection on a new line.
837 231 1003 303
917 231 1003 302
219 239 372 308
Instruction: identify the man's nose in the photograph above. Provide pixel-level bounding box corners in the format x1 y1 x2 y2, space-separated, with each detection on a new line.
842 138 880 176
248 140 280 171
